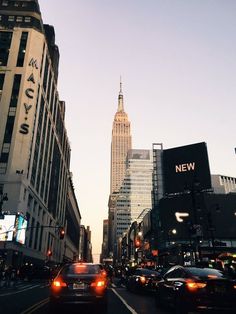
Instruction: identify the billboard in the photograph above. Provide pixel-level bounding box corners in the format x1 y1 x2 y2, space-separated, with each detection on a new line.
15 215 28 244
0 215 16 241
163 142 211 194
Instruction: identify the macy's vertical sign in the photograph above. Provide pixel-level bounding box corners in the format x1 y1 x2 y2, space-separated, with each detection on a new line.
19 58 39 135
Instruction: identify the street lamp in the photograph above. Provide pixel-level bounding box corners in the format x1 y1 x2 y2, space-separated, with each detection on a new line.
0 192 8 219
167 229 177 245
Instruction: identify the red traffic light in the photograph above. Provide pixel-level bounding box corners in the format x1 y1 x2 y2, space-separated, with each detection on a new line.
59 227 65 239
47 249 52 257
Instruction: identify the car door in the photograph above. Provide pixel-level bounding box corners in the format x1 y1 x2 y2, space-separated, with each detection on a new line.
161 267 185 307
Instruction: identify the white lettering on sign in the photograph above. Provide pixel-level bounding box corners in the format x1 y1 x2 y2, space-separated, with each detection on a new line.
175 212 189 222
175 162 195 173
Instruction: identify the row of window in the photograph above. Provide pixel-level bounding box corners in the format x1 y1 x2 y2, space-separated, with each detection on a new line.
0 15 31 22
1 1 30 8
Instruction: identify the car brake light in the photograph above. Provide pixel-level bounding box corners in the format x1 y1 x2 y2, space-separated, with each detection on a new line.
52 279 67 288
186 280 206 291
140 276 146 284
91 280 105 288
207 275 218 279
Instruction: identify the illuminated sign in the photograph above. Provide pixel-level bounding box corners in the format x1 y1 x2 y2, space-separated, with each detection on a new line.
163 142 212 194
175 212 189 222
0 215 16 241
15 215 27 245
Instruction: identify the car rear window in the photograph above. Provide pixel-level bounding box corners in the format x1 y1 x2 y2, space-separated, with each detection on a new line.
61 264 101 275
188 267 224 278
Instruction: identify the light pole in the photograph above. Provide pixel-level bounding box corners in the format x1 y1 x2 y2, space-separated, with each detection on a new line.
167 229 177 245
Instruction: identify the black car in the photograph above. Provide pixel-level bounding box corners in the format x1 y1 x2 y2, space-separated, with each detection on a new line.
126 268 162 293
155 265 236 313
49 262 108 313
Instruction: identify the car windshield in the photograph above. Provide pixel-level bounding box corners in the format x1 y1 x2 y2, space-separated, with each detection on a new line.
61 264 101 275
187 267 225 278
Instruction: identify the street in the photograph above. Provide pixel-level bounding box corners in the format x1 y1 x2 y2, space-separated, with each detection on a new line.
0 279 169 314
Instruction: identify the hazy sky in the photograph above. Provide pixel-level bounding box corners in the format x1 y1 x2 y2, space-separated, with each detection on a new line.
39 0 236 259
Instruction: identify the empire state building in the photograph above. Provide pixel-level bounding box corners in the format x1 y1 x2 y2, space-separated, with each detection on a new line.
110 82 132 193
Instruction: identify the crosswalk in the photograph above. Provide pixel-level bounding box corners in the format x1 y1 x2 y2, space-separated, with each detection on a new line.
0 281 50 297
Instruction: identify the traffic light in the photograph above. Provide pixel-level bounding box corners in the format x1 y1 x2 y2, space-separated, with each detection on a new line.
47 249 52 257
59 227 65 240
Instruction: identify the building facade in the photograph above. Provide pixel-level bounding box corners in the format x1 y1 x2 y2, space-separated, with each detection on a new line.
211 174 236 194
0 0 80 267
110 82 132 194
107 82 132 257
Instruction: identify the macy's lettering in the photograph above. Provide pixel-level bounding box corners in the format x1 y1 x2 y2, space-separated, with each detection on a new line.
175 162 195 173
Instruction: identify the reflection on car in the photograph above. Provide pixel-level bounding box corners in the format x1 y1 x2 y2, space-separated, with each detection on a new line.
49 262 108 313
155 265 236 314
126 268 162 293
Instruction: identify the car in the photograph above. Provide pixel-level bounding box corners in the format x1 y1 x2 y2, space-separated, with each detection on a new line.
126 267 162 293
155 265 236 313
49 262 108 313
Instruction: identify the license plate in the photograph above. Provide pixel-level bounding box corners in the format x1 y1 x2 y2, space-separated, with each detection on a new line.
73 282 85 290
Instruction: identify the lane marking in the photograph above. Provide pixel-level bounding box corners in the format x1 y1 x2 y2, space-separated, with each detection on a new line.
0 284 41 297
111 287 138 314
20 297 49 314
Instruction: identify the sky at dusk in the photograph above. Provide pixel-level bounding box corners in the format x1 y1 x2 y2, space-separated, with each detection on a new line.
39 0 236 260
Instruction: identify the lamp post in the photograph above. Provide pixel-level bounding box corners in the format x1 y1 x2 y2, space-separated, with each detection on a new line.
167 229 177 245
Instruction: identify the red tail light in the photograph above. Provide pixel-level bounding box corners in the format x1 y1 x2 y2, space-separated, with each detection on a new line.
91 279 106 288
52 279 67 288
186 280 206 291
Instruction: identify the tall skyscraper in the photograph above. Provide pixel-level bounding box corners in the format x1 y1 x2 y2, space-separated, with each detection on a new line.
107 82 132 256
110 81 132 193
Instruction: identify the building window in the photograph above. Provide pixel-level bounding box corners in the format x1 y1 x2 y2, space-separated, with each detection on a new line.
24 16 31 23
0 31 12 66
10 74 21 107
16 16 23 22
1 143 10 153
8 16 15 22
16 32 28 67
0 163 7 174
0 153 9 163
8 107 16 116
0 73 5 101
2 1 8 6
3 115 15 143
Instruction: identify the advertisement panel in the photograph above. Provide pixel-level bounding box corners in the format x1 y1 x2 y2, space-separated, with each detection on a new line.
15 215 28 244
0 215 16 241
163 142 211 194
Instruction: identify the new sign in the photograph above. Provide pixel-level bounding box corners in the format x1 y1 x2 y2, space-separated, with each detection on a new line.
163 142 212 194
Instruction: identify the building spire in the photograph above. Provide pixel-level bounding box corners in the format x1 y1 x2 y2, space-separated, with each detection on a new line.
118 76 124 112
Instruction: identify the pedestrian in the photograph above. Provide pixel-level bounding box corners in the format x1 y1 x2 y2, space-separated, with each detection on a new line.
4 265 12 288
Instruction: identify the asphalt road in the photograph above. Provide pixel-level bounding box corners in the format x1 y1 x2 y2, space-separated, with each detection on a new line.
0 280 169 314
